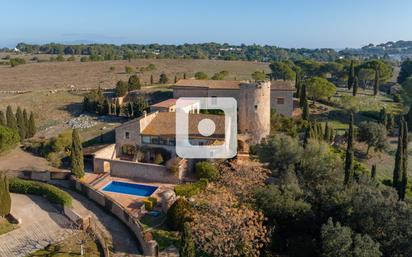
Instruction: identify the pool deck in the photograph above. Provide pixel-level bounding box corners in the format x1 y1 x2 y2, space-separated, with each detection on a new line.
83 173 175 218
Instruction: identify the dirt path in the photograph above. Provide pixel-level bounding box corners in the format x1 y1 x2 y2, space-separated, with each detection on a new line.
62 189 143 256
0 147 60 172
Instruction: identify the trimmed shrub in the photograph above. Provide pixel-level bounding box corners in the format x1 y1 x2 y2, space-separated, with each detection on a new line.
195 161 218 181
167 198 193 231
174 179 208 198
9 178 72 207
144 197 158 211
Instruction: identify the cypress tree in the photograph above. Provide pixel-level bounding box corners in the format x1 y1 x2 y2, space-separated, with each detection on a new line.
115 99 121 116
393 117 404 192
0 174 11 217
303 125 310 148
399 118 408 200
150 74 154 85
406 103 412 131
371 164 377 179
0 111 5 126
324 122 330 141
174 75 178 84
379 107 388 126
352 75 359 96
15 106 26 141
179 222 196 257
6 106 16 130
27 112 36 138
127 102 133 117
387 113 394 133
295 72 301 99
23 109 29 138
299 83 307 108
183 73 187 79
302 99 309 120
103 98 110 115
344 112 354 186
348 60 355 90
71 129 84 178
373 68 380 96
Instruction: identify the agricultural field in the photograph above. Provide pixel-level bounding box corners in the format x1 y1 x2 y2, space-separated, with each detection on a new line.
0 54 270 91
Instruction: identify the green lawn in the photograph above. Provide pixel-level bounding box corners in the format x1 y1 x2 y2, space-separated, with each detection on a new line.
0 218 16 235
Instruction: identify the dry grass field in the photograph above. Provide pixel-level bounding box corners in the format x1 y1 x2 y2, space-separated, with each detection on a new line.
0 55 270 91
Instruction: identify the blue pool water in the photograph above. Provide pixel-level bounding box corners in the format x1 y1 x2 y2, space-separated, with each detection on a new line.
102 181 158 197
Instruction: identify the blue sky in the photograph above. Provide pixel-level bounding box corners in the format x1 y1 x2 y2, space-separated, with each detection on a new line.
1 0 412 48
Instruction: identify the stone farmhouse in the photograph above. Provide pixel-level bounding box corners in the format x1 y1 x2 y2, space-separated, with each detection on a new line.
91 79 296 183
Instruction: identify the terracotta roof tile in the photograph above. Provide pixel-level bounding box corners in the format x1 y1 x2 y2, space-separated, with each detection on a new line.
151 99 177 108
174 79 294 91
141 112 225 138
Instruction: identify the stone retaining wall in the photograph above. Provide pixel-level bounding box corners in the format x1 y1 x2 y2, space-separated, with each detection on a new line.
71 177 158 257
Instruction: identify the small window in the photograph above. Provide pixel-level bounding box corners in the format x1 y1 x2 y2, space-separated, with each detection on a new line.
151 136 159 144
254 105 258 110
125 132 130 139
277 98 285 104
142 136 151 144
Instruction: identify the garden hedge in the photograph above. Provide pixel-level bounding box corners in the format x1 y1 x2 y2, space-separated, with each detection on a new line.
9 177 72 207
174 179 208 198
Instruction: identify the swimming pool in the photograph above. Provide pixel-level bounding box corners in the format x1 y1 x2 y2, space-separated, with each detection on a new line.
102 181 158 197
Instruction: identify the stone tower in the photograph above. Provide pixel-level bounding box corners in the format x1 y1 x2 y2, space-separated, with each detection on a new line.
238 81 271 144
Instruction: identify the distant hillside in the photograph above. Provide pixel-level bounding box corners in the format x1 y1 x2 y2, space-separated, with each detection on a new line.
7 42 339 62
339 40 412 60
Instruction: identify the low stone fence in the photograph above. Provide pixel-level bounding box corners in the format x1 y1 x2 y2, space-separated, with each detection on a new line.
71 177 158 257
3 169 70 181
94 157 180 184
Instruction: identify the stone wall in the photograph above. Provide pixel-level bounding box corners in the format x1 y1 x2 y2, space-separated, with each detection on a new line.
94 158 180 184
271 90 294 116
71 177 158 257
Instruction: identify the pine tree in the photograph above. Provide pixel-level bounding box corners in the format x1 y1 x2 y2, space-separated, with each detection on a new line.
0 111 5 126
15 106 26 141
371 164 377 179
352 75 358 96
179 223 196 257
399 118 408 200
150 74 154 85
27 112 36 138
373 68 380 96
348 60 355 90
0 174 11 217
6 106 16 129
299 83 307 108
344 112 354 186
115 99 121 116
71 129 84 178
302 99 309 120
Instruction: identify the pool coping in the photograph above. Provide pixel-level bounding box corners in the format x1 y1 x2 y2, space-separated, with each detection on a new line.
100 180 160 198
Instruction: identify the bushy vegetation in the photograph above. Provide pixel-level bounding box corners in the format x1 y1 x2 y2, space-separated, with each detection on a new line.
166 198 193 231
195 161 218 181
24 131 72 168
9 177 72 207
9 57 26 67
0 125 19 154
174 179 208 198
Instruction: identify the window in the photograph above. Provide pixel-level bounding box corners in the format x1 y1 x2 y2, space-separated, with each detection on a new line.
254 105 258 110
159 137 168 145
125 132 130 139
142 136 151 144
277 98 285 104
169 139 176 146
151 136 159 144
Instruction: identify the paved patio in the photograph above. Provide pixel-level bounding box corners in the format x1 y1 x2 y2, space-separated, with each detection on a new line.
0 194 75 257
